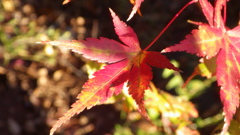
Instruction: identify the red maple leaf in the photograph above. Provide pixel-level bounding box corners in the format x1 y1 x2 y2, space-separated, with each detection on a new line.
42 9 178 135
163 0 240 134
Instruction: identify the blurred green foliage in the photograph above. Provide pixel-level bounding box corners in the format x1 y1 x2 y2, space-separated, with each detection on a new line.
0 3 71 66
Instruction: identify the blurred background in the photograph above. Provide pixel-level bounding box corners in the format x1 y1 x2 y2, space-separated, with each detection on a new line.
0 0 240 135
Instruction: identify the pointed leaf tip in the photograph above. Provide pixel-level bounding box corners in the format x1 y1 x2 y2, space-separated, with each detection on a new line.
36 41 43 44
62 0 71 5
109 8 114 14
127 0 144 21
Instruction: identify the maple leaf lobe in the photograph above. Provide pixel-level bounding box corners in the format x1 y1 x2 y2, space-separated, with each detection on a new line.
127 51 179 119
163 25 223 59
110 8 141 52
50 59 130 135
42 37 137 64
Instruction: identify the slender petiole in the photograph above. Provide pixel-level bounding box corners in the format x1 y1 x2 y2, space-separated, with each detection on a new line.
143 0 198 51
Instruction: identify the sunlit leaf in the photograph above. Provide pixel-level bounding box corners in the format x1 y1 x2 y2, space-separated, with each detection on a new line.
42 9 179 135
163 0 240 133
